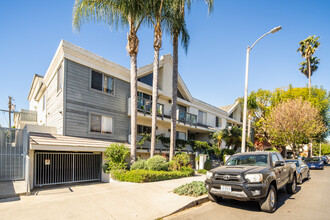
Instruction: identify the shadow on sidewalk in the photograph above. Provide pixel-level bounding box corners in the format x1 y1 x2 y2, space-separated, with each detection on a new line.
214 186 301 212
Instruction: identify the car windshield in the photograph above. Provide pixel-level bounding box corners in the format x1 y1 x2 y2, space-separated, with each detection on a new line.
285 160 299 167
304 157 320 162
225 154 268 166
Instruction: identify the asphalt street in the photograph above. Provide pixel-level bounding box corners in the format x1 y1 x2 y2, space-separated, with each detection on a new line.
165 165 330 220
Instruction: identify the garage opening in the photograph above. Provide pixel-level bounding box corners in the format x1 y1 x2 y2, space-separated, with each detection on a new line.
34 152 101 187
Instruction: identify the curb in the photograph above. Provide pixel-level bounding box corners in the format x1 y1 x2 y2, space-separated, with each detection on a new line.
158 195 209 219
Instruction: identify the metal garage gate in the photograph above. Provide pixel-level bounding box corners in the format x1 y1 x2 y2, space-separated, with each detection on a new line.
34 152 101 186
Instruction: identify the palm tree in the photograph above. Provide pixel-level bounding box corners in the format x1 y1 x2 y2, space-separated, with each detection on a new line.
143 0 166 158
299 56 320 79
297 35 320 92
212 131 223 149
237 92 258 144
167 0 214 160
222 125 242 151
73 0 145 164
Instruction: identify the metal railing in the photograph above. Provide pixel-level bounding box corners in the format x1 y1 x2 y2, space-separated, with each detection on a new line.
137 97 164 117
177 109 197 126
0 128 27 181
15 109 37 122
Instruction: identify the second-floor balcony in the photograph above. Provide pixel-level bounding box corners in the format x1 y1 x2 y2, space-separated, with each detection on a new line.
128 97 165 118
177 109 197 127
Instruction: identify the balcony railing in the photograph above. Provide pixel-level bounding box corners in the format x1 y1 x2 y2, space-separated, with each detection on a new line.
18 109 37 122
137 97 164 117
177 109 197 126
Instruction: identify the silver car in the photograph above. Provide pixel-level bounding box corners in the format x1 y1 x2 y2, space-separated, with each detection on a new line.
285 159 310 184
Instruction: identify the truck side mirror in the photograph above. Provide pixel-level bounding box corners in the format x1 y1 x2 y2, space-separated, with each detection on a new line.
275 161 284 167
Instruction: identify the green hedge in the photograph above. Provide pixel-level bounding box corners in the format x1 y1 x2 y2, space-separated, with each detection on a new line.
111 169 194 183
197 169 207 174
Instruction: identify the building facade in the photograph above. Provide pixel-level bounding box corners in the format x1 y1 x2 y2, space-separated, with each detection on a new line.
16 40 243 188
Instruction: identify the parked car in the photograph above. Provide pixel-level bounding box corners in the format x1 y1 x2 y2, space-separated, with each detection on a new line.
321 156 329 164
285 159 310 184
205 152 297 213
303 157 324 170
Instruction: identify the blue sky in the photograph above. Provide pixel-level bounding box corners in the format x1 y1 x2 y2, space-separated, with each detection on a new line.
0 0 329 133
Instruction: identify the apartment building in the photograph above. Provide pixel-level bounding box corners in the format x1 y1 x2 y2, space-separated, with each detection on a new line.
16 40 243 188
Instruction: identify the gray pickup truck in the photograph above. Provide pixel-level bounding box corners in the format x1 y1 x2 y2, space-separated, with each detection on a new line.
205 151 297 213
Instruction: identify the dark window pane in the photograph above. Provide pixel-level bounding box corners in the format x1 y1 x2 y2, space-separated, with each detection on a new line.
91 71 103 91
104 76 114 94
178 105 187 112
138 73 153 87
90 114 101 132
216 116 219 127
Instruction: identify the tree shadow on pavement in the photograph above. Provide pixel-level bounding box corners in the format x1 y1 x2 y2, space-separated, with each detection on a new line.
215 186 301 212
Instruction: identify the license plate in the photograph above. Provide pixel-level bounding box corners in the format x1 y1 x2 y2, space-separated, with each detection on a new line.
311 165 315 168
221 185 231 192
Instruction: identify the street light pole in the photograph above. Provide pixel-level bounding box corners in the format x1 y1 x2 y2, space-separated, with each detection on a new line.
241 26 282 153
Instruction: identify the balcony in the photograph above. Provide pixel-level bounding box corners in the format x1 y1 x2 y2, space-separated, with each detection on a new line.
13 109 38 128
177 109 197 127
128 97 165 118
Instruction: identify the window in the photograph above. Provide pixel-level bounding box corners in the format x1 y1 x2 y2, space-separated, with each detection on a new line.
137 73 153 87
276 153 284 162
42 95 46 111
198 110 207 125
176 131 186 140
90 114 113 134
177 89 186 100
215 116 222 127
91 70 114 95
137 125 151 134
272 154 279 166
57 65 63 92
229 112 234 119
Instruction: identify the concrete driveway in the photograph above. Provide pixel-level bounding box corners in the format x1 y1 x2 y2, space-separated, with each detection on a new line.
0 175 206 220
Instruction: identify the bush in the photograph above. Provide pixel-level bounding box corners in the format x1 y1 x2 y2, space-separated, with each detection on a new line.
130 159 147 170
204 159 212 170
104 143 129 172
197 169 207 174
169 153 191 171
180 166 195 176
146 155 169 171
173 181 207 197
111 169 194 183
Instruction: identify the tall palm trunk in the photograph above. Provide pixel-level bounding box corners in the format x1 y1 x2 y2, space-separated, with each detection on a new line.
150 24 162 157
170 34 179 161
127 23 139 164
307 56 312 95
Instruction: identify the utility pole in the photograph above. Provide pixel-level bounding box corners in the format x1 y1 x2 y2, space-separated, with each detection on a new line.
8 96 13 128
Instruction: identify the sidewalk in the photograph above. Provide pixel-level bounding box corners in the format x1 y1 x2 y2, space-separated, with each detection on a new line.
0 175 206 220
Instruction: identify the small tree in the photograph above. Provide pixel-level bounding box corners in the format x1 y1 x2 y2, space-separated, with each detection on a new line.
264 98 325 157
104 143 130 171
221 125 242 151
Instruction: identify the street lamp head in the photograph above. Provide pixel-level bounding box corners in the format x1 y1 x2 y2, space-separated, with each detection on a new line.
270 26 282 34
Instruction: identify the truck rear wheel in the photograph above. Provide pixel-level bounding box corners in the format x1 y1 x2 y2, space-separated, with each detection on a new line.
286 175 297 194
259 185 277 213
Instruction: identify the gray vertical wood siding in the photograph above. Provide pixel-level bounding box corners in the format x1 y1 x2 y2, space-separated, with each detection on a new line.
64 59 130 142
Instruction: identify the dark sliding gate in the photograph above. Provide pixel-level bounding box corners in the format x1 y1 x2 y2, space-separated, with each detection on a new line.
34 152 101 186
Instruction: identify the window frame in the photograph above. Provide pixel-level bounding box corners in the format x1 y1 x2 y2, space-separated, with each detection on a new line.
57 65 63 93
90 70 116 97
88 112 115 137
198 110 207 125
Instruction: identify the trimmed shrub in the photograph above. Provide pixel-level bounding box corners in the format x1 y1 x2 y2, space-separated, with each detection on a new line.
104 143 129 171
130 159 147 170
173 181 207 197
204 159 212 170
180 166 195 176
146 155 169 171
111 169 194 183
197 169 207 174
